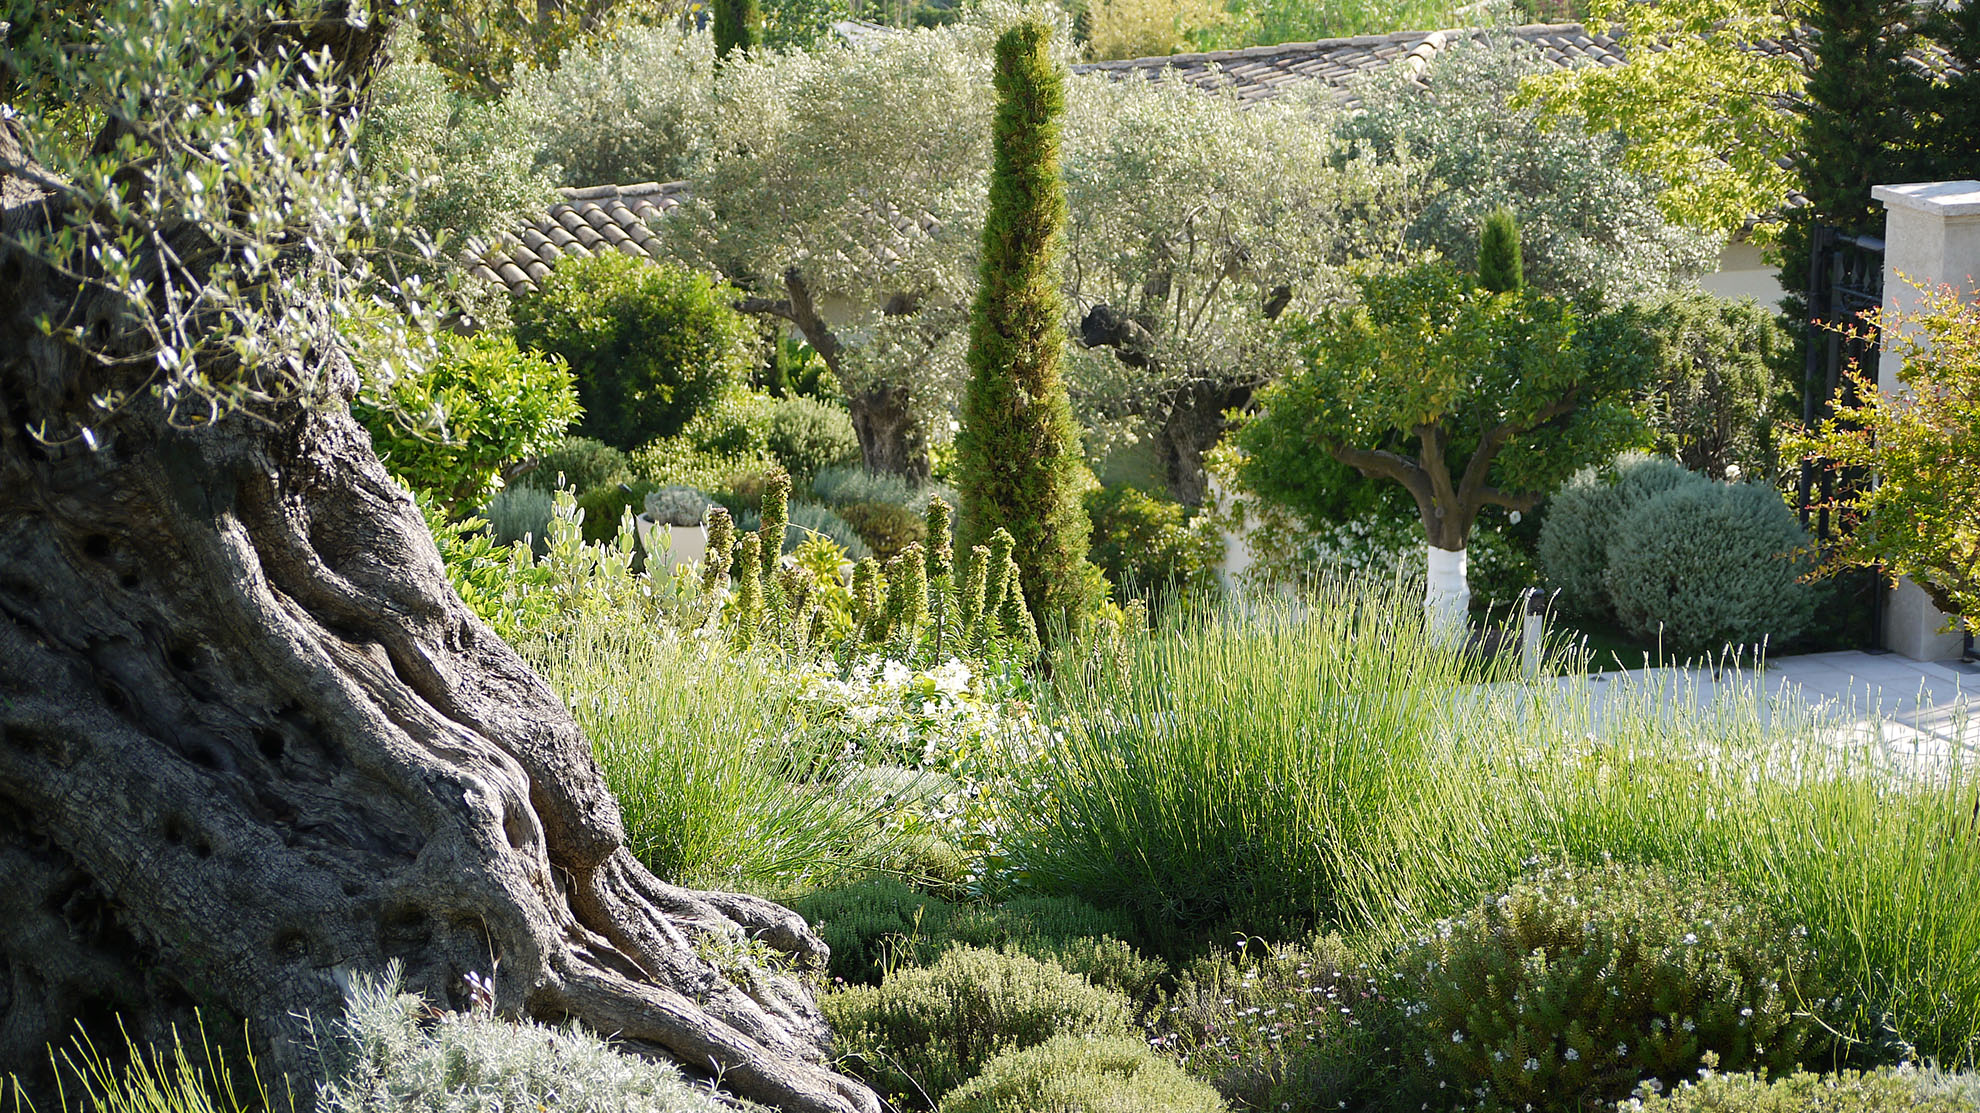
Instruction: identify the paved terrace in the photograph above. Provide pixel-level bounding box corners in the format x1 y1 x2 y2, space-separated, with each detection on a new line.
1559 650 1979 769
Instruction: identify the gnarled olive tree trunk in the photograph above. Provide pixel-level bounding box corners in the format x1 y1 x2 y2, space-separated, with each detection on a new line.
0 104 877 1113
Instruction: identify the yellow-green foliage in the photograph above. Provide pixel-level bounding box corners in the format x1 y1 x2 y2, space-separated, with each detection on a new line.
1082 0 1229 60
1629 1068 1973 1113
821 947 1134 1107
939 1034 1230 1113
1394 862 1833 1113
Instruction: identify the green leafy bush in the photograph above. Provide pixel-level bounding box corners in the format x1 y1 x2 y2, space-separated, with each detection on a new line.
764 395 861 481
821 946 1134 1107
839 500 930 561
575 481 657 544
1636 290 1796 480
513 436 629 495
1154 934 1383 1113
939 1034 1229 1113
354 331 579 512
680 386 779 458
1538 453 1700 621
1083 485 1220 603
512 252 752 450
1394 862 1832 1113
1628 1068 1971 1113
1606 480 1818 657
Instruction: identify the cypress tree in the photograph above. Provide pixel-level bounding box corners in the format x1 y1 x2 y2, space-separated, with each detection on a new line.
713 0 761 60
1477 207 1524 294
955 19 1093 633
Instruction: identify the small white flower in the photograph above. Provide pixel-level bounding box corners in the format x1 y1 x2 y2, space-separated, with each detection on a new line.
1523 1058 1539 1072
1508 510 1522 525
1452 1031 1465 1043
1681 1018 1695 1033
1615 1042 1629 1057
1564 1048 1580 1062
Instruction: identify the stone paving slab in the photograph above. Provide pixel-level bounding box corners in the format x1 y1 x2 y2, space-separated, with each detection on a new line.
1557 650 1978 767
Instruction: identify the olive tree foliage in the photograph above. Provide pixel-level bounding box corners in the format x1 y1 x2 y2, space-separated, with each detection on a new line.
511 26 717 188
658 8 1072 478
0 0 435 444
355 32 563 293
410 0 686 99
1339 34 1723 309
1059 77 1423 504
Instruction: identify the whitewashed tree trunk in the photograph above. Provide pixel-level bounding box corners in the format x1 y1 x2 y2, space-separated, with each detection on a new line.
1425 544 1470 642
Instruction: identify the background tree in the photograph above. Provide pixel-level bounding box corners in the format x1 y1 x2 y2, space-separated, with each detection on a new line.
0 3 877 1109
715 0 765 58
1790 283 1980 625
1635 291 1797 480
1477 207 1523 295
1238 229 1652 635
1346 34 1721 306
657 18 1026 478
1060 78 1420 505
511 25 716 188
956 18 1093 631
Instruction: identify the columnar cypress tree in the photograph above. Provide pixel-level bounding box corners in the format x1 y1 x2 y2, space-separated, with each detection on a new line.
955 18 1092 633
713 0 761 59
1477 208 1524 294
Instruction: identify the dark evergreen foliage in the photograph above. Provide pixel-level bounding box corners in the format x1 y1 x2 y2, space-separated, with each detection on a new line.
1477 206 1524 294
713 0 762 59
954 19 1094 633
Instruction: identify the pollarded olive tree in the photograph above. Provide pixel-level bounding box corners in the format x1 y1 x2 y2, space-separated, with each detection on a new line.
0 4 877 1110
1239 242 1653 636
1059 77 1423 505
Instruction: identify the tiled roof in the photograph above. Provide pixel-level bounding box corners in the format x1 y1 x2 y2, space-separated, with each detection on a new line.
466 181 689 294
1068 23 1798 108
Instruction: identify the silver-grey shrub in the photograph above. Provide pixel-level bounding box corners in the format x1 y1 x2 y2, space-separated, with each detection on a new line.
1538 452 1701 621
1339 34 1721 308
513 26 715 188
314 969 731 1113
484 484 556 550
1606 479 1818 657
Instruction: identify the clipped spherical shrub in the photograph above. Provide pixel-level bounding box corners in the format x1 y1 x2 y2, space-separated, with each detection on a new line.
1082 485 1221 604
792 877 954 986
512 252 752 450
821 946 1134 1107
1606 480 1817 658
764 395 861 481
938 1034 1230 1113
1537 452 1701 621
1628 1068 1972 1113
1395 862 1832 1113
681 386 779 459
513 435 631 495
839 500 929 561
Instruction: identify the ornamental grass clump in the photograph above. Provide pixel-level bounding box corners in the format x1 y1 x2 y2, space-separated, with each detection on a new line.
821 946 1135 1108
1395 861 1833 1113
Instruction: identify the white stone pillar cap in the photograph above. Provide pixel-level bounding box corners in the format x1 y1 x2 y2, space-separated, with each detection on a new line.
1872 181 1980 217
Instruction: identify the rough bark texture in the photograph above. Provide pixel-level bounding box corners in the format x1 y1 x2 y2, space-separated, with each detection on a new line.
0 64 877 1113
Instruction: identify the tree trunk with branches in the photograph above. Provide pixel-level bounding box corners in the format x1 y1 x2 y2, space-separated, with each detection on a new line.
0 12 876 1112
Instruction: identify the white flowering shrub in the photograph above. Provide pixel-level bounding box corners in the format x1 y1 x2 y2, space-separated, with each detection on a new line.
782 655 1047 873
1395 862 1835 1113
1624 1066 1976 1113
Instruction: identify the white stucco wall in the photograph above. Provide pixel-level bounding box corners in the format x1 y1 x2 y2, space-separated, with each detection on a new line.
1698 240 1788 305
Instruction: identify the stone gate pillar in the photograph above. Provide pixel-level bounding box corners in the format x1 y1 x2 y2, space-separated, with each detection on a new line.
1869 180 1980 660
